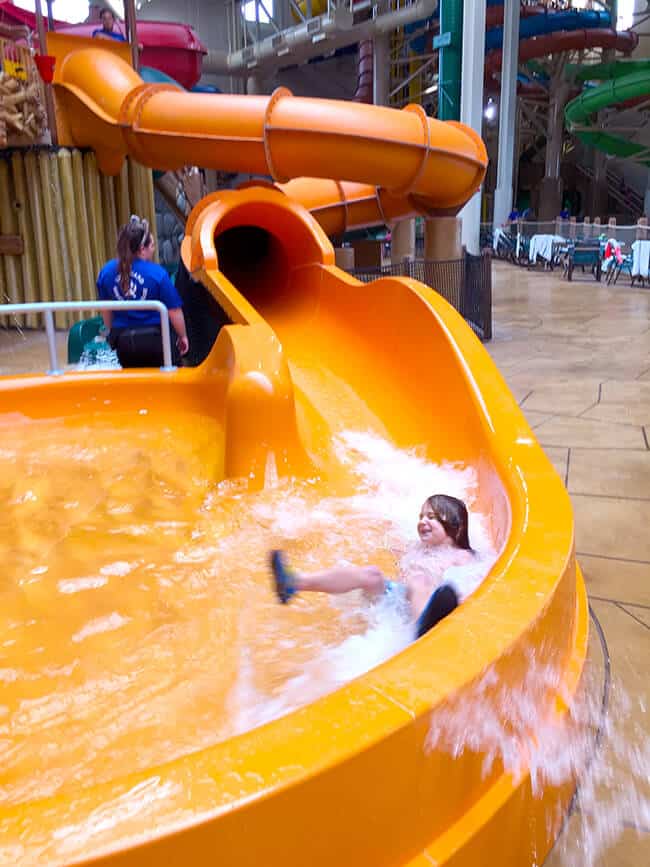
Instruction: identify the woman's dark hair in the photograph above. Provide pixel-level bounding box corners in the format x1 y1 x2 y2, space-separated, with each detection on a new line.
117 215 151 297
425 494 472 550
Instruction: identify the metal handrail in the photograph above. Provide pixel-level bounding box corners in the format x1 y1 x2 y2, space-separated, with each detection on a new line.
0 300 176 375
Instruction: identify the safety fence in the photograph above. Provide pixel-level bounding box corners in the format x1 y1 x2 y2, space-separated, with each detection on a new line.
348 252 492 342
482 219 650 251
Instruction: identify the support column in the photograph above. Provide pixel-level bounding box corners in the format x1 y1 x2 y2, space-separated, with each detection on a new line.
438 0 463 121
391 218 415 264
589 133 609 219
493 0 520 227
424 217 462 260
246 75 263 94
539 77 570 221
372 34 389 106
459 0 487 254
124 0 139 70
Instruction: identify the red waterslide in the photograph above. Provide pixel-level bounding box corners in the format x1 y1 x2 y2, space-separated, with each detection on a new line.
0 2 206 89
486 28 638 77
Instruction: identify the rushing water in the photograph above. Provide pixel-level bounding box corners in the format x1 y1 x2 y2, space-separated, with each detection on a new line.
0 419 494 811
426 625 650 866
2 412 647 866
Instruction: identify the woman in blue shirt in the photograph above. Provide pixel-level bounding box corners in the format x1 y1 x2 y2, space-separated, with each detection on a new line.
92 8 127 41
97 215 189 367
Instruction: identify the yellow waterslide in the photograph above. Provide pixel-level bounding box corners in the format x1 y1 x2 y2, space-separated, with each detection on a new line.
0 37 588 867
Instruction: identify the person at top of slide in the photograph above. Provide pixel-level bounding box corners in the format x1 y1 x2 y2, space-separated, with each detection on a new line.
270 494 479 639
97 215 189 367
92 7 126 41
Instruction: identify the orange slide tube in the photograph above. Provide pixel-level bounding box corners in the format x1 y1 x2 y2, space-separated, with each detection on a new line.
47 34 487 232
0 183 588 867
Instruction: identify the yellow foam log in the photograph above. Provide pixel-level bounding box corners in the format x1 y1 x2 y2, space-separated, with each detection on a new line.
49 153 73 328
100 173 118 262
143 164 159 260
10 152 40 328
71 149 96 300
83 151 105 276
115 159 131 229
0 225 6 316
38 152 68 329
58 150 84 321
128 160 159 263
24 152 51 328
0 158 23 327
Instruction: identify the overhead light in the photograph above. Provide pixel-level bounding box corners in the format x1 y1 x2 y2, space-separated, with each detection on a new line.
423 83 438 95
484 99 497 121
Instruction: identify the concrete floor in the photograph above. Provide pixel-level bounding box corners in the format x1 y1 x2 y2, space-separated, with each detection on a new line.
489 261 650 866
1 263 649 863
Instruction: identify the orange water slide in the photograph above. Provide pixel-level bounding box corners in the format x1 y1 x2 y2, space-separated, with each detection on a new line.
47 34 487 234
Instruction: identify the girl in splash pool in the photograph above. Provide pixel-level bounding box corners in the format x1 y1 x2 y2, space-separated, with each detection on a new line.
270 494 478 639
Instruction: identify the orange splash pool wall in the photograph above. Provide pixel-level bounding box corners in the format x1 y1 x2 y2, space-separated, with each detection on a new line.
0 37 588 867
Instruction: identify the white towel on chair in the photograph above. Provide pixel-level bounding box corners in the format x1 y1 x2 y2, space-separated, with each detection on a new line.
632 240 650 279
529 234 565 263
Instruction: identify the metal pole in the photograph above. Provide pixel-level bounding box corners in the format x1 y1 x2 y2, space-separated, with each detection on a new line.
0 301 175 373
43 309 62 375
45 0 54 30
34 0 47 50
34 0 58 145
459 0 486 254
493 0 519 227
158 310 174 371
373 34 389 105
124 0 139 70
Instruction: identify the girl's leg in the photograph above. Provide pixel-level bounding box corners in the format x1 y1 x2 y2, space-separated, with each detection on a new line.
296 565 386 595
270 550 385 604
415 584 459 638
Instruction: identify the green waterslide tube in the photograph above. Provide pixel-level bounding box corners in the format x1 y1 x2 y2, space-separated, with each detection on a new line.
564 62 650 166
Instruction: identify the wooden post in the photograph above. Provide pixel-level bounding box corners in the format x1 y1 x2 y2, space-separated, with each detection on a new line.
33 0 57 145
608 217 616 237
569 216 577 239
124 0 139 70
637 218 648 241
33 0 47 54
583 216 590 240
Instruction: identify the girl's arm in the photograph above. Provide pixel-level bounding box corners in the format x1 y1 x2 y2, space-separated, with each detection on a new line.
168 308 189 356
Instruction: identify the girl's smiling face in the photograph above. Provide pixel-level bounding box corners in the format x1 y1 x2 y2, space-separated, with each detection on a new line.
417 501 451 547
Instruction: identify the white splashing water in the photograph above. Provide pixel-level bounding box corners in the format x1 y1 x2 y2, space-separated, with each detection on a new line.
227 430 498 736
77 343 121 370
230 600 414 736
426 642 650 866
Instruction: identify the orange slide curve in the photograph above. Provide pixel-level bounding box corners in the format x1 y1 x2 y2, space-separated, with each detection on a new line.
47 34 486 233
0 35 587 867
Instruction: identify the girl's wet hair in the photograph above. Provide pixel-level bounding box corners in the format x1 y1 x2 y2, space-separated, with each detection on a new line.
116 215 152 297
425 494 472 550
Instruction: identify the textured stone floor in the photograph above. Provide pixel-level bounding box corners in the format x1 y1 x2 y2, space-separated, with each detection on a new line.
488 262 649 866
